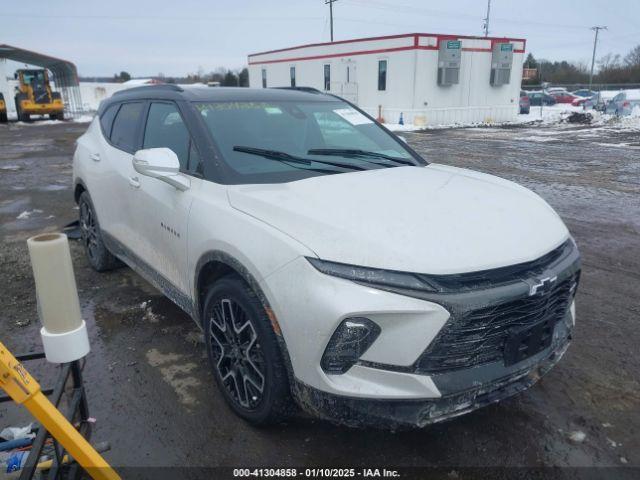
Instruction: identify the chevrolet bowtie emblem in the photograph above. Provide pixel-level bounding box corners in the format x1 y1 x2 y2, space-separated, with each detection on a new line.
529 276 557 296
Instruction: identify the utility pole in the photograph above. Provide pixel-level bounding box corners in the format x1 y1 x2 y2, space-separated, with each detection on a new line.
326 0 338 42
589 26 607 91
482 0 491 37
539 61 544 118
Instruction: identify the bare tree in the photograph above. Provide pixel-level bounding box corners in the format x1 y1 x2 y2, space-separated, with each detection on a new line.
598 53 621 71
624 45 640 67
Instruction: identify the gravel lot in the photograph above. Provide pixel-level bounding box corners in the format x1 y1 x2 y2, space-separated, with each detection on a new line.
0 118 638 476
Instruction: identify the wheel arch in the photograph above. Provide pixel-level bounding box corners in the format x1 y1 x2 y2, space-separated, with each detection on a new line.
74 179 87 204
194 251 276 330
194 250 297 384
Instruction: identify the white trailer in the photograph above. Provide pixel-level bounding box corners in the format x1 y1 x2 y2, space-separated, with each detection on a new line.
248 33 526 126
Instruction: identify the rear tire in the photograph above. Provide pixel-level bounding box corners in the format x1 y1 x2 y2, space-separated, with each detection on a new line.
78 191 121 272
203 276 293 425
0 112 7 123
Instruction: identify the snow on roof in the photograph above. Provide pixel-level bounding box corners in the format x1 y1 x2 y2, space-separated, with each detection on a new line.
623 89 640 100
122 78 160 86
598 91 621 100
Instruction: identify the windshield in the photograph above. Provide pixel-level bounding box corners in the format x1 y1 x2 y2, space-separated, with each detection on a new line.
22 70 46 90
194 100 424 184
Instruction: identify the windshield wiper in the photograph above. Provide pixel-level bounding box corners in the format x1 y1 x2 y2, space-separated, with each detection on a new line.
233 146 366 171
307 148 416 166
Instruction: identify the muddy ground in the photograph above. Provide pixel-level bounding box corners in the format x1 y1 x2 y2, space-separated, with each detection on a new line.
0 119 638 477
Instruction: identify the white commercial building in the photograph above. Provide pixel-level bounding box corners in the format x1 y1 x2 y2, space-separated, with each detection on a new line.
248 33 526 126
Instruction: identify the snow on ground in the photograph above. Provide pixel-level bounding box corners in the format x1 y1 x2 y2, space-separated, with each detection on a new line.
515 104 584 124
5 113 95 125
382 123 428 132
385 104 640 133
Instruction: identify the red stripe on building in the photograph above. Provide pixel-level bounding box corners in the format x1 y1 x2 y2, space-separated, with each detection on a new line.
248 46 525 65
248 32 526 59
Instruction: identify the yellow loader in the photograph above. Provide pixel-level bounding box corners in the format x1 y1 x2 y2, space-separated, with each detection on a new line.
0 92 7 122
14 69 65 121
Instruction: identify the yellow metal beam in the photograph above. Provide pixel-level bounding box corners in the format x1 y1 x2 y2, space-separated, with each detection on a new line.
0 342 121 480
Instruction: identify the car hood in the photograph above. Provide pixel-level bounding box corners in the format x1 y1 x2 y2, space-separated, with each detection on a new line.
227 165 569 274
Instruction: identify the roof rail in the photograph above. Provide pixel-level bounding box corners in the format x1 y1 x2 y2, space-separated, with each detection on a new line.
113 83 184 96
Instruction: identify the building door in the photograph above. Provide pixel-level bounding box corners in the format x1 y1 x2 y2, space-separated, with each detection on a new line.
343 61 358 104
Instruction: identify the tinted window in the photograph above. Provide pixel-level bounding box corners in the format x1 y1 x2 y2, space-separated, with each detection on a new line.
100 104 118 138
324 65 331 91
195 100 420 184
143 103 191 170
111 102 144 152
378 60 387 91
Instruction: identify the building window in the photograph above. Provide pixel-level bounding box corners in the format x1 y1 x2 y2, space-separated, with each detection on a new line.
290 66 296 87
378 60 387 91
262 69 267 88
324 64 331 91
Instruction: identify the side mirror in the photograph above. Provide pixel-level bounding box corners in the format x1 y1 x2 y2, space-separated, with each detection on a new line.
132 148 190 191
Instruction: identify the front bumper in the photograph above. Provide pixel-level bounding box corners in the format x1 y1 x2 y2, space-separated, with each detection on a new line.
19 100 64 115
263 242 579 426
292 316 572 428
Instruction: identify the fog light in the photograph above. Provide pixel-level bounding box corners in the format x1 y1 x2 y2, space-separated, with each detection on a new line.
321 317 381 374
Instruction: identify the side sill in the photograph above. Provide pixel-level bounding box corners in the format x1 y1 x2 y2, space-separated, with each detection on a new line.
102 231 196 321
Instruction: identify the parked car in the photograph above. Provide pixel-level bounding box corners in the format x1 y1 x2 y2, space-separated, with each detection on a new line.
528 91 556 106
593 90 622 111
572 96 593 107
550 91 579 104
519 90 530 114
545 87 568 95
605 90 640 116
73 85 581 427
572 89 597 98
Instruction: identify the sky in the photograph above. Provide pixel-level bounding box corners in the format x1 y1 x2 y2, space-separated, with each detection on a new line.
1 0 638 77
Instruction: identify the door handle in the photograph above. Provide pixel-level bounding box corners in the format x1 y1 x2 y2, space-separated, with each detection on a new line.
129 176 140 188
90 153 100 162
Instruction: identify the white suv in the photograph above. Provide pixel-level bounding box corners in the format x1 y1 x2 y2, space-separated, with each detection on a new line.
73 85 580 427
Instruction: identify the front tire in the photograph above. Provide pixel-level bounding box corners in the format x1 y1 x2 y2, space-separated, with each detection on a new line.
15 94 29 122
78 191 120 271
203 276 293 425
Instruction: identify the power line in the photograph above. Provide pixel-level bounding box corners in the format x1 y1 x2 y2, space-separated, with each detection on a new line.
342 0 591 31
0 13 323 22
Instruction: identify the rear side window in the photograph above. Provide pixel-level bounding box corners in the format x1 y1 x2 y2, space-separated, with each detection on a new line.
99 104 118 138
110 102 144 152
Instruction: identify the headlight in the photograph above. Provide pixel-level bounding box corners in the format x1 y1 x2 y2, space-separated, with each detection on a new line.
306 257 441 293
307 239 575 295
321 317 381 374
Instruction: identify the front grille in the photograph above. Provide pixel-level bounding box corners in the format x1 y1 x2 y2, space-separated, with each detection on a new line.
415 272 579 374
